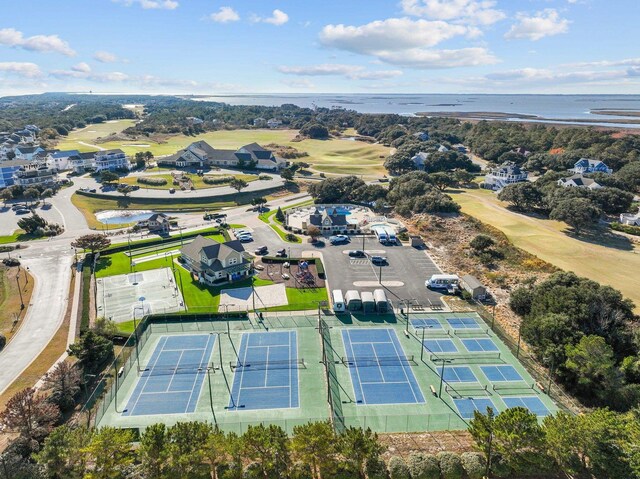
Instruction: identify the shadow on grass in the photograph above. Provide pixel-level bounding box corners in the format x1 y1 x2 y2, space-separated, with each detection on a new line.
565 226 634 251
94 256 113 274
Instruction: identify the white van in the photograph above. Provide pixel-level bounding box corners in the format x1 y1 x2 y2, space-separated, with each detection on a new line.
332 290 346 313
425 274 460 290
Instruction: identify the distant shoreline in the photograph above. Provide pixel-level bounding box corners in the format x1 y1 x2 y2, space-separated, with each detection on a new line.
416 110 640 127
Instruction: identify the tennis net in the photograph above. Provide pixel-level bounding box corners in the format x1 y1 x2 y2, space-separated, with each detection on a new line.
341 355 415 367
138 363 213 376
230 358 306 371
492 383 536 393
429 352 501 363
445 384 489 399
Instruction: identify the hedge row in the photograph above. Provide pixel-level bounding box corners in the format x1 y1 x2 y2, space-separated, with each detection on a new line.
137 177 168 186
202 176 233 185
389 452 485 479
610 221 640 237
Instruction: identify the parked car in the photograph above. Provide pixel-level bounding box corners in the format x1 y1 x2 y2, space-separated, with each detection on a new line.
254 246 268 255
329 235 350 245
348 250 366 258
169 188 176 194
15 209 30 215
88 188 97 193
275 248 287 258
370 256 387 265
238 235 253 242
235 229 251 236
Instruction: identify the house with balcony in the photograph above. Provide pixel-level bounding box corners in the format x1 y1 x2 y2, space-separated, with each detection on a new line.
180 236 252 285
571 158 613 175
136 213 170 233
47 150 79 171
557 174 602 190
94 149 131 172
483 162 528 191
0 159 30 188
13 165 57 187
69 152 98 174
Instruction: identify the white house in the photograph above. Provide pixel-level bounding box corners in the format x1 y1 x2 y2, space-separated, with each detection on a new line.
69 152 98 174
557 174 602 190
137 213 170 232
267 118 282 128
94 149 131 172
620 208 640 226
13 164 57 187
571 158 613 175
47 150 80 171
253 118 267 127
411 152 429 170
483 162 528 191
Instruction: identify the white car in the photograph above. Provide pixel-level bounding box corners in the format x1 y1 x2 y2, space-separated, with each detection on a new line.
235 229 251 236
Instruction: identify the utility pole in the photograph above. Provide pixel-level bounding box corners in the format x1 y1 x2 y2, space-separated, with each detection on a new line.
438 359 453 398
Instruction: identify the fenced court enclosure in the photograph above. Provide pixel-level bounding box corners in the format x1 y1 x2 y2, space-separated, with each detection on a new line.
91 311 559 434
96 268 185 323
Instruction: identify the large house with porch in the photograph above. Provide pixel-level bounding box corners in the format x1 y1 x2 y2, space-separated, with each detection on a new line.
159 141 286 171
570 158 613 175
180 236 252 285
557 173 602 190
483 162 528 191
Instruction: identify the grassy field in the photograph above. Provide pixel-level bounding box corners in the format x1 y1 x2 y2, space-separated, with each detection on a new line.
0 266 34 343
449 187 640 309
57 125 390 177
119 173 259 191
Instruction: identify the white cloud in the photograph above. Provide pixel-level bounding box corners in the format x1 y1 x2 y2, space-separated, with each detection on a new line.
505 9 570 41
319 18 497 69
320 18 468 52
113 0 178 10
72 62 92 73
252 9 289 26
0 28 75 56
278 63 403 80
94 51 119 63
565 57 640 69
0 62 42 78
209 6 240 23
401 0 505 25
484 67 631 85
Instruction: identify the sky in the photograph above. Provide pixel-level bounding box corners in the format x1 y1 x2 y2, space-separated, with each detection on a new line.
0 0 639 96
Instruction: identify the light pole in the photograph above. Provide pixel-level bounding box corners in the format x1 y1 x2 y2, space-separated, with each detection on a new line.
438 358 453 398
25 266 29 284
133 296 145 370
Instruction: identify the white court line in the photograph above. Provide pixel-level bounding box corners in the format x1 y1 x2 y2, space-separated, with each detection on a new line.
129 336 168 414
185 334 215 412
345 330 366 404
385 329 420 403
165 351 185 392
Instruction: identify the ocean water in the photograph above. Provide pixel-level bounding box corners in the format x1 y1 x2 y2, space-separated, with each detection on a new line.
194 94 640 128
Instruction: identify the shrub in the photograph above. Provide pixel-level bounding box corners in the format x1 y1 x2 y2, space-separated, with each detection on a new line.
407 452 440 479
610 222 640 236
460 452 485 479
0 333 6 351
137 177 168 186
437 452 464 479
388 456 410 479
203 175 234 185
259 175 272 181
365 457 388 479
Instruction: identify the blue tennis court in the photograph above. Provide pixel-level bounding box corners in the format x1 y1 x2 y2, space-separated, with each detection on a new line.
503 396 550 416
462 338 498 352
342 328 424 405
411 318 443 330
123 334 216 416
447 317 481 329
423 338 458 353
454 398 497 419
228 331 299 411
440 365 477 383
481 365 523 382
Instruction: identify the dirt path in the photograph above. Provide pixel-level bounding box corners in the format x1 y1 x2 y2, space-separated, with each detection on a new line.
450 189 640 310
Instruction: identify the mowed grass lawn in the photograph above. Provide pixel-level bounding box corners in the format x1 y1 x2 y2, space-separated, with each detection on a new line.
449 188 640 310
58 125 390 177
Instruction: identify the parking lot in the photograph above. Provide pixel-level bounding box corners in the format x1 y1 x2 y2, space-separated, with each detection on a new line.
320 237 445 309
